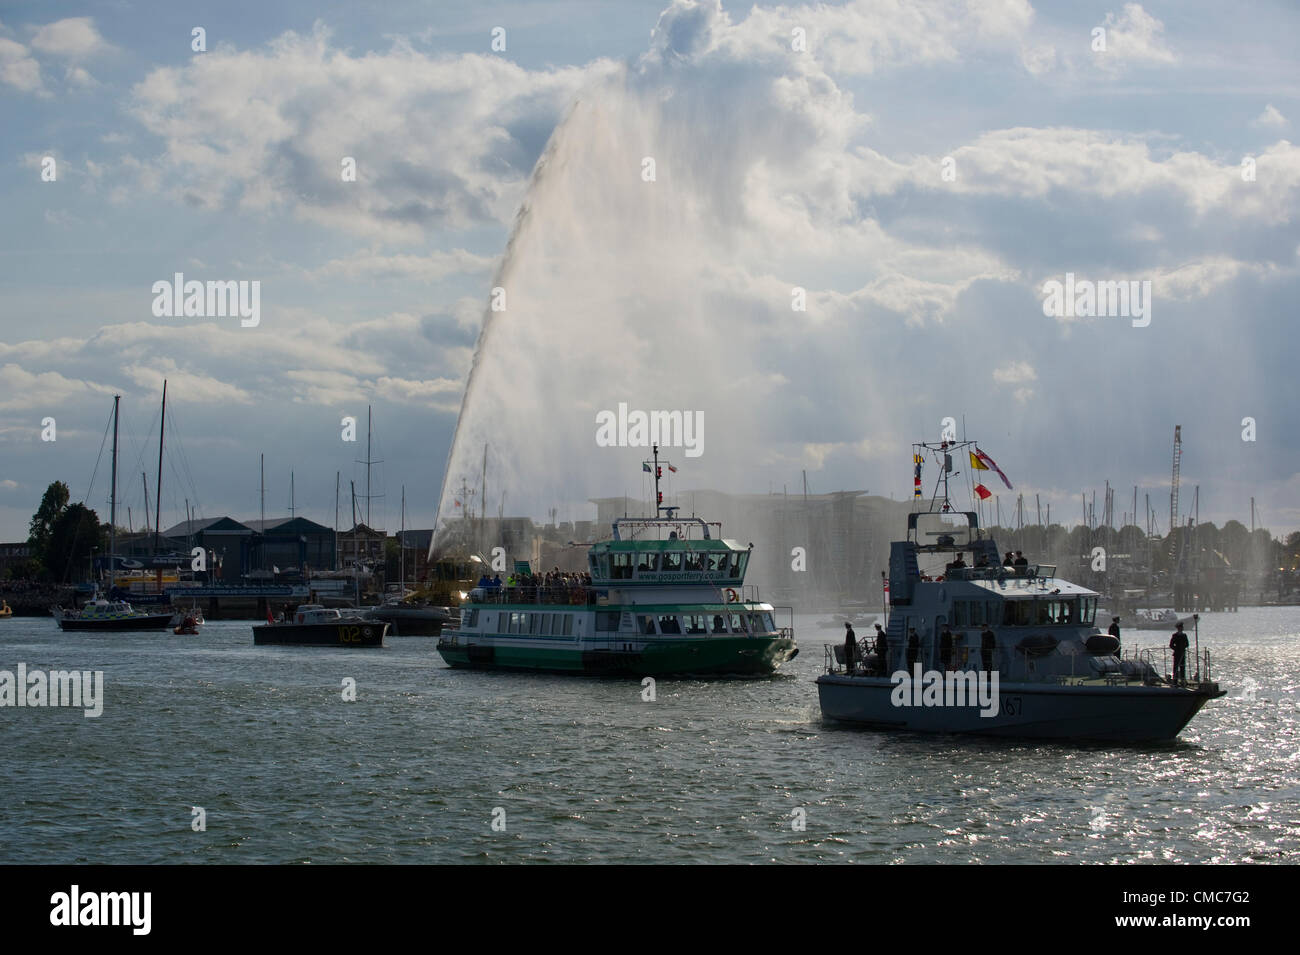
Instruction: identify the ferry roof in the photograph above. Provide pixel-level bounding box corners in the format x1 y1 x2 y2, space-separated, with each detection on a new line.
967 577 1097 598
592 537 746 553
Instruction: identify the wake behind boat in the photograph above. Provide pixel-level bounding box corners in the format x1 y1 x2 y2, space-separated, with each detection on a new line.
816 438 1224 741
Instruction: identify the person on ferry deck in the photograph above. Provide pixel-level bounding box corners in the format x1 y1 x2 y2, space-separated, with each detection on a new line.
980 626 996 673
843 622 857 674
1170 622 1189 683
939 624 954 670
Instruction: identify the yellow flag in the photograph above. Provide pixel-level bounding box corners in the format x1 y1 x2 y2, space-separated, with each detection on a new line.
970 451 988 471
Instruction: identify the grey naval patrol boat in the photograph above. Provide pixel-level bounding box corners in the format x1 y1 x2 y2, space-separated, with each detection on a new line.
817 439 1224 741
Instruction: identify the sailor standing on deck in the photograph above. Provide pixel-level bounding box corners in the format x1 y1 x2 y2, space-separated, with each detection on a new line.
980 625 996 673
906 628 920 670
843 622 857 674
873 624 888 673
1108 616 1122 648
1170 622 1189 683
939 624 954 671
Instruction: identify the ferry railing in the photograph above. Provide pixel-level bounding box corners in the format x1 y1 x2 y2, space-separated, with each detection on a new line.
466 585 597 606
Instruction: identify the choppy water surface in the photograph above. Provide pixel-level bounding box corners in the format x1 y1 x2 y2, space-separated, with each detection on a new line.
1 609 1297 863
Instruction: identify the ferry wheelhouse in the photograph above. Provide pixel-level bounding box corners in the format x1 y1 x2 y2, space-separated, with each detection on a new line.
436 451 797 676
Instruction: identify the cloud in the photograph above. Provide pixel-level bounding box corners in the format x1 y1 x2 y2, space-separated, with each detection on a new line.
1095 4 1175 70
304 249 495 282
993 361 1038 385
0 36 41 92
127 23 615 240
30 17 107 58
0 364 118 410
1253 104 1287 129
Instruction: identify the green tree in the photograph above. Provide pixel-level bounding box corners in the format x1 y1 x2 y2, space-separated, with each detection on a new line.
28 480 70 567
44 503 105 583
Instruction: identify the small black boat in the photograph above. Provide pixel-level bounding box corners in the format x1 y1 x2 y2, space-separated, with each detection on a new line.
253 605 387 647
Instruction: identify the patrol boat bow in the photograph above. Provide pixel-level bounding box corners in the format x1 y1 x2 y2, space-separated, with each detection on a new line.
816 439 1225 741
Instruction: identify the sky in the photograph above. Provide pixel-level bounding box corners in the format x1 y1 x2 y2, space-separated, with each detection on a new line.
1 0 1298 546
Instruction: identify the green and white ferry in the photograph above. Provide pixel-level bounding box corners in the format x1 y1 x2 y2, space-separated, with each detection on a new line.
436 451 798 676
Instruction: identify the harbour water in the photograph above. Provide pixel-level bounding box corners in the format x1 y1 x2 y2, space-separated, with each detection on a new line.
2 608 1297 864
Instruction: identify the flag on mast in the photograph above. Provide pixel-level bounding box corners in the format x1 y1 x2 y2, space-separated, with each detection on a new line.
974 447 1012 489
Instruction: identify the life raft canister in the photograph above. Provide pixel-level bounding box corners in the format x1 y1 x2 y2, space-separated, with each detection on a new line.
725 588 739 603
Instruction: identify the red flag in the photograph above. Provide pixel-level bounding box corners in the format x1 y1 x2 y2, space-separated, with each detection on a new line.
266 608 275 625
667 464 677 473
974 483 992 500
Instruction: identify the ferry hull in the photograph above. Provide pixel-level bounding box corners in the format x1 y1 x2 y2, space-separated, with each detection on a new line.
253 621 387 647
437 634 797 677
816 675 1223 741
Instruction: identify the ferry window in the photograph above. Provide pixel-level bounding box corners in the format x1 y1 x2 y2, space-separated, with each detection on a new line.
1081 597 1096 625
612 553 633 579
538 614 551 635
638 615 657 635
662 552 682 572
529 614 541 634
637 553 659 573
747 613 766 633
684 614 707 634
735 553 749 578
1008 601 1033 626
728 612 746 633
684 552 704 572
704 552 723 572
595 555 610 579
596 611 620 631
658 614 682 634
711 614 725 633
762 612 775 631
953 601 968 627
1060 599 1077 625
464 610 478 627
509 612 522 633
563 614 573 636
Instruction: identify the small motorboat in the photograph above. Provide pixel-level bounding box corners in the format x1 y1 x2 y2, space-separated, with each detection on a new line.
173 613 201 635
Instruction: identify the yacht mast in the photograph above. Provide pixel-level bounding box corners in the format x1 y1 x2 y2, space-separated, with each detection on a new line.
154 378 166 556
109 395 119 584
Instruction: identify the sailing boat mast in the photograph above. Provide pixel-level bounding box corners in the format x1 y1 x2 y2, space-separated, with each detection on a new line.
154 379 166 555
400 485 406 591
109 395 119 586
